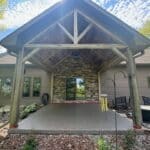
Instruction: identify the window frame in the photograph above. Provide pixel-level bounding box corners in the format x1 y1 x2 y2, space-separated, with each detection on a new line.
32 77 41 97
0 76 12 96
148 77 150 88
22 76 31 97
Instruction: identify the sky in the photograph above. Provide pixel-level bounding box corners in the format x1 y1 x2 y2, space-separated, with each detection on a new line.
0 0 150 53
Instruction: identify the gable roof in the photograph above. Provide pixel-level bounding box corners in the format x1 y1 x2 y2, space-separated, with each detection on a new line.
0 0 150 57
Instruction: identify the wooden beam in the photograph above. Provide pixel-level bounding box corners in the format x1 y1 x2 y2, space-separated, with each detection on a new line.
51 54 70 69
78 23 92 42
98 71 101 100
127 48 142 128
26 11 74 44
57 23 74 42
31 56 51 73
99 55 121 73
25 43 127 50
77 10 125 44
74 10 78 44
9 48 24 128
50 73 54 103
112 47 128 61
22 48 40 63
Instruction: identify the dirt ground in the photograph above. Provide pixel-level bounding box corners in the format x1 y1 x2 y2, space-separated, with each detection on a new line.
0 134 97 150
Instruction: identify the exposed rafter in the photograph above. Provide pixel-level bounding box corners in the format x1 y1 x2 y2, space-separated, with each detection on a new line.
27 11 74 44
22 48 40 63
77 10 125 44
78 23 92 42
57 23 74 42
112 47 128 61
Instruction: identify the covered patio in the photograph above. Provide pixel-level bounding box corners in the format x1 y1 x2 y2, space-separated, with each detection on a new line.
17 104 133 133
0 0 150 130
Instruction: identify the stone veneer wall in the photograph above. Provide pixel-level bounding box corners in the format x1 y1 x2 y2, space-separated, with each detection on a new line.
53 56 98 102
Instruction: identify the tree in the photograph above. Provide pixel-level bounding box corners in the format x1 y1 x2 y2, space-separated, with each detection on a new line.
0 0 7 30
139 20 150 38
0 0 7 19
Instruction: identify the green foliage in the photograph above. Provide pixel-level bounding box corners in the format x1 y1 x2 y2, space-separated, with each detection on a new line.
139 20 150 38
0 0 7 19
24 103 37 113
97 136 111 150
20 103 38 119
22 137 37 150
123 130 136 150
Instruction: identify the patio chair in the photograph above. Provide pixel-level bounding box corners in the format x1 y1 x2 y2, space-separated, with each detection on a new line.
142 96 150 105
114 96 128 110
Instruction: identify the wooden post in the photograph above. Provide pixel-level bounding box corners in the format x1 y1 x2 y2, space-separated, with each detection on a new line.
9 48 24 128
127 48 142 128
98 71 101 100
50 73 54 103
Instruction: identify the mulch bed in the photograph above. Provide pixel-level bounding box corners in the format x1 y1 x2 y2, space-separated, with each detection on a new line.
0 134 97 150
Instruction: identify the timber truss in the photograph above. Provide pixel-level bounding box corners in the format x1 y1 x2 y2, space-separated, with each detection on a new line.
9 6 142 129
22 9 128 73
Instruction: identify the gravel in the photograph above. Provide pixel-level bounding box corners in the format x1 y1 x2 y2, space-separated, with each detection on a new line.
0 134 97 150
0 133 149 150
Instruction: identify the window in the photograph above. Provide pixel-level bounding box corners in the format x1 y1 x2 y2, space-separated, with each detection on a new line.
148 77 150 88
66 77 85 100
23 77 31 97
1 77 12 96
33 77 41 97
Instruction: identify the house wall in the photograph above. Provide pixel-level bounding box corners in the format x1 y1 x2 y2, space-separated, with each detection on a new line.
53 57 99 102
0 65 50 106
0 63 150 106
101 65 150 105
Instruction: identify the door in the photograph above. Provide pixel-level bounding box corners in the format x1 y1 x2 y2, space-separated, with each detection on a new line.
66 77 85 100
66 78 76 100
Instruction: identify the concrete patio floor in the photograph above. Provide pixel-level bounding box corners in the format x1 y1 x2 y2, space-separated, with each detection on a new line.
18 103 133 133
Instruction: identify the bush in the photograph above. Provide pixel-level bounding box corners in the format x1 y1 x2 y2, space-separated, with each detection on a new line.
20 111 29 119
123 130 136 150
22 137 37 150
97 136 111 150
24 103 37 113
20 103 38 119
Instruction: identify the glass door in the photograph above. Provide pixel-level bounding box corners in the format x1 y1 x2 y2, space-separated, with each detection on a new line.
66 77 85 100
66 78 76 100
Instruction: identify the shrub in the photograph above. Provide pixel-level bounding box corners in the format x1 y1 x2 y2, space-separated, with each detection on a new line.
20 111 29 119
97 136 111 150
123 130 136 150
20 103 38 119
24 103 37 113
22 137 37 150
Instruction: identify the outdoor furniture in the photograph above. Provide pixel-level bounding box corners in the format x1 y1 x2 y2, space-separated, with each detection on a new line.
140 105 150 123
114 96 128 110
142 96 150 105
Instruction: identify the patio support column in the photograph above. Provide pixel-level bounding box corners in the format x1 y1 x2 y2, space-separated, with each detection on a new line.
127 48 142 128
98 71 101 100
9 48 24 128
50 72 54 103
